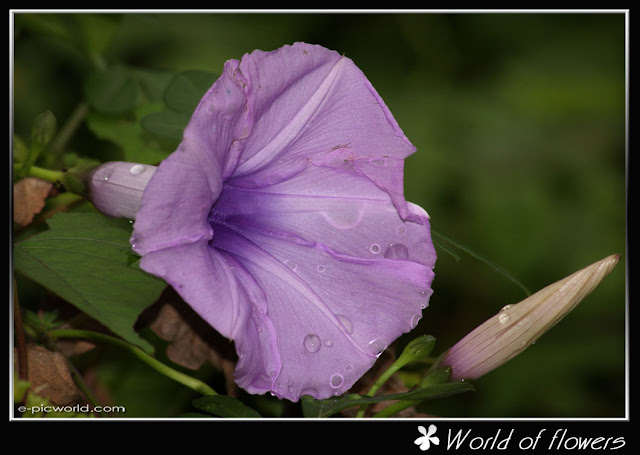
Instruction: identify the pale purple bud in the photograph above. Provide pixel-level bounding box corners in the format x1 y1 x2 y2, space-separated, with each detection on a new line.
87 161 156 220
443 254 620 381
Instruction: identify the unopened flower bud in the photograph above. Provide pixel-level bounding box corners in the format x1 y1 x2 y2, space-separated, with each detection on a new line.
443 254 620 381
87 161 156 220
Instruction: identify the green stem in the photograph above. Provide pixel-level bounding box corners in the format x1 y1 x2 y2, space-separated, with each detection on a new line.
355 361 411 418
372 399 417 418
16 163 64 184
46 102 89 167
49 329 217 397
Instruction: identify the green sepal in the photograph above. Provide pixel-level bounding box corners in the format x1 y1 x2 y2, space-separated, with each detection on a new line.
396 335 436 366
58 157 101 196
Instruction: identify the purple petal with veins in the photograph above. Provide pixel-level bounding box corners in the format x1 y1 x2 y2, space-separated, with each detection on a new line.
131 42 436 401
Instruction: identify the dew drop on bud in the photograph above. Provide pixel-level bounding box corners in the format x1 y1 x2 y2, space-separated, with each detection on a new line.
129 164 147 176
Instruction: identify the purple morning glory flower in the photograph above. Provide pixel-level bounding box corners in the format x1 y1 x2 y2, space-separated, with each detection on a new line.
127 42 436 401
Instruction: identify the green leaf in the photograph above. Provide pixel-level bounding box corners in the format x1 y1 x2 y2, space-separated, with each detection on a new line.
163 70 218 114
133 69 177 103
31 110 57 146
13 135 29 164
13 212 166 352
75 14 119 57
85 68 140 115
86 110 174 164
13 135 30 181
140 110 190 141
302 381 474 418
192 395 261 418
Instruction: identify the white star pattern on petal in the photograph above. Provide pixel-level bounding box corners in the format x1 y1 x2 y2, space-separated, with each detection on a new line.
415 424 440 451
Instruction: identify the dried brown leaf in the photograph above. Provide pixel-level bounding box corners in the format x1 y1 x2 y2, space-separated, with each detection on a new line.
13 177 53 227
142 288 239 395
16 345 83 406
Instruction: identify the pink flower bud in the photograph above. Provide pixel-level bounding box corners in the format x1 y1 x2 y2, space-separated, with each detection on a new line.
443 254 620 381
87 161 156 220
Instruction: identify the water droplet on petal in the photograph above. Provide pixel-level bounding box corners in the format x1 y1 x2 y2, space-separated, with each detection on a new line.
324 339 333 347
345 365 353 372
395 225 407 236
284 259 297 271
384 243 409 259
129 164 146 176
336 314 354 334
317 264 326 273
370 243 381 254
368 157 386 167
368 339 387 357
411 314 422 329
303 334 321 353
330 373 344 388
321 206 365 230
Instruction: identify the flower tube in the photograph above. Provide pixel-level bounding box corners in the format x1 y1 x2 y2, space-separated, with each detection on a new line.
91 43 437 401
442 254 620 381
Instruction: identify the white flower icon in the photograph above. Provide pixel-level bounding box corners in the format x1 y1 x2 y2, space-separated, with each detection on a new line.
415 424 440 451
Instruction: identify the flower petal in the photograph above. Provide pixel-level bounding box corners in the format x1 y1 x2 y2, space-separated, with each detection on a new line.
212 223 434 400
211 167 435 266
133 42 437 401
132 58 248 256
138 241 247 340
208 159 435 400
227 43 418 221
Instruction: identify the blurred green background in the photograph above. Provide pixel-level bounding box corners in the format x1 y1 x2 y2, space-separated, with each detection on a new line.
13 12 626 418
